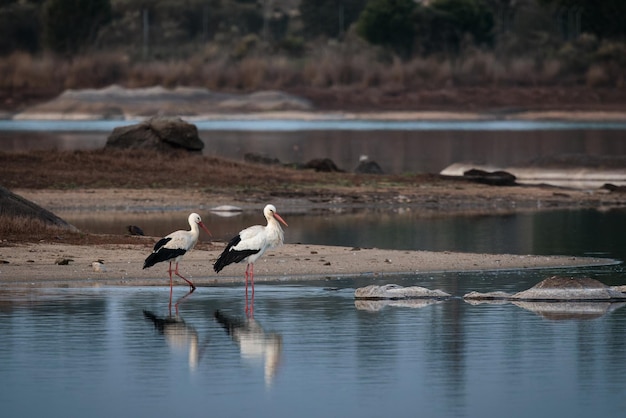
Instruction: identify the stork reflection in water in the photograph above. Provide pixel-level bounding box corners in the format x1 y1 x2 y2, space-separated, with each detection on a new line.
143 288 208 371
214 310 282 386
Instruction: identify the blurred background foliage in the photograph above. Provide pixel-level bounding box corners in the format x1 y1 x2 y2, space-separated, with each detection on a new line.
0 0 625 93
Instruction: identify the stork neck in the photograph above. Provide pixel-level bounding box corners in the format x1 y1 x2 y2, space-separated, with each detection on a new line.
267 217 281 229
188 220 200 238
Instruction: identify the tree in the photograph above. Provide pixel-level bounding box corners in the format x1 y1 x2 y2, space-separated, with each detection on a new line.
415 0 494 54
300 0 368 39
42 0 112 55
0 2 41 54
539 0 626 40
356 0 416 57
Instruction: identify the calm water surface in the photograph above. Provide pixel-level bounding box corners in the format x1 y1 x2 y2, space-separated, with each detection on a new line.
1 281 626 418
1 119 625 173
2 208 626 418
2 119 626 417
65 207 626 265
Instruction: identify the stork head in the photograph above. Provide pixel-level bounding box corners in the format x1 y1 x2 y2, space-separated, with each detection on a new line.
264 204 288 227
189 213 212 236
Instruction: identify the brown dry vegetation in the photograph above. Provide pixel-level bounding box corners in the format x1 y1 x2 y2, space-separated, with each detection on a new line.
0 148 402 190
2 51 626 112
0 214 149 246
0 148 423 244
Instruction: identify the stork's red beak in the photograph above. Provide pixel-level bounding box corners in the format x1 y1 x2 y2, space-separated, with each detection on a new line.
274 213 288 227
198 221 212 237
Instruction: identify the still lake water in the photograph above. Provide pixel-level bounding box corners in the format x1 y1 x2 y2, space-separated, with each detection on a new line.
2 208 626 418
2 118 626 417
1 118 626 173
1 281 626 418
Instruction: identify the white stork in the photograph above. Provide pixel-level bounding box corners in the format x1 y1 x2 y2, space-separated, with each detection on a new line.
213 204 287 314
143 212 211 292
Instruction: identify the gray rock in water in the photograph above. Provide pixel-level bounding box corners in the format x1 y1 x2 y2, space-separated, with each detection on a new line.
354 284 451 300
512 301 626 320
463 291 512 303
511 276 626 301
106 116 204 152
355 298 445 311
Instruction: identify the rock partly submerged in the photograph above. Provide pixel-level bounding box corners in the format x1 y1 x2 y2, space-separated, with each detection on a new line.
357 277 626 304
512 301 626 320
355 298 445 312
354 284 451 300
355 277 626 317
464 276 626 302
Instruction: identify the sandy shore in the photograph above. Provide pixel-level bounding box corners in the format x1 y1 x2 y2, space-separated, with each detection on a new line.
2 181 624 289
0 240 618 289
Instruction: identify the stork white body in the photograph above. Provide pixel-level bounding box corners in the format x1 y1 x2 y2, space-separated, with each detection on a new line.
214 204 287 315
144 213 211 293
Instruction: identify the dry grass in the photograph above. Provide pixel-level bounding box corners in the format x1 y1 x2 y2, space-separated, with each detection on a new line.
0 148 430 245
3 44 626 113
0 214 153 245
0 149 424 191
0 214 66 239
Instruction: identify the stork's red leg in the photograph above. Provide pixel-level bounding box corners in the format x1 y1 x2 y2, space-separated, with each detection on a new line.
250 267 254 318
167 261 174 312
250 263 255 298
244 263 250 315
174 262 196 290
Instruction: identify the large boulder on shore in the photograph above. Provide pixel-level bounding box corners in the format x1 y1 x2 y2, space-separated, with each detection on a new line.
0 186 77 231
105 117 204 152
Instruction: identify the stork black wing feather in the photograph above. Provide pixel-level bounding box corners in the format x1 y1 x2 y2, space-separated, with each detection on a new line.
143 247 186 269
152 237 172 252
213 234 259 273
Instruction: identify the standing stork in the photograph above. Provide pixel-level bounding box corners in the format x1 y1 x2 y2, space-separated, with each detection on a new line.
144 213 211 294
213 204 287 315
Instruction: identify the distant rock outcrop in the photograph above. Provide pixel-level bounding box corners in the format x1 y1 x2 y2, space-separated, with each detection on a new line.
105 117 204 152
0 186 77 231
14 85 313 119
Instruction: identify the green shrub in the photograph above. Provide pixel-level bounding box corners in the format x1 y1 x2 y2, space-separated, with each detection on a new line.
356 0 416 58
